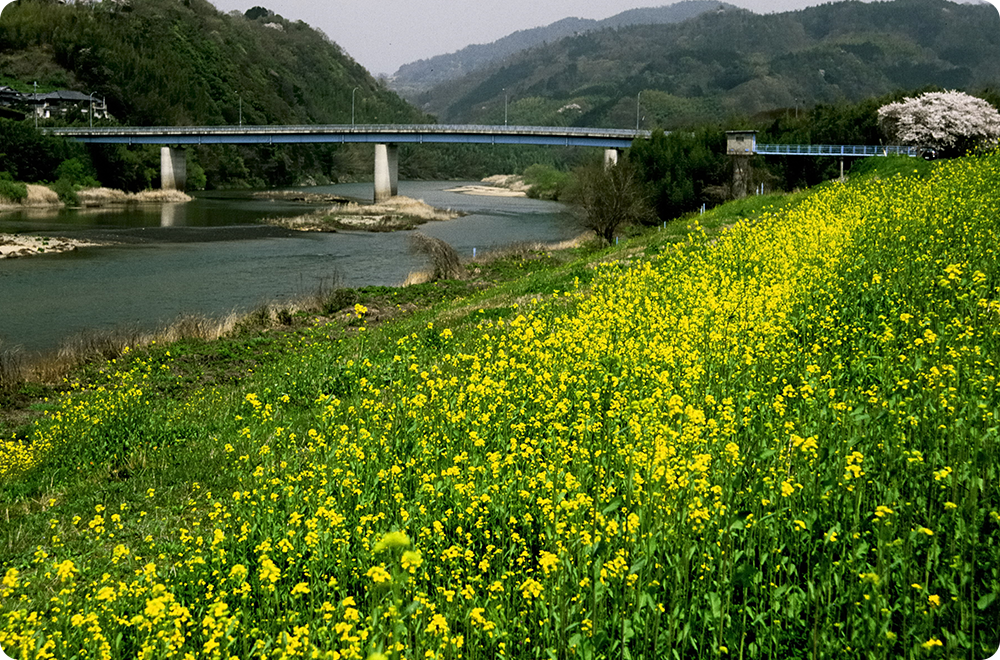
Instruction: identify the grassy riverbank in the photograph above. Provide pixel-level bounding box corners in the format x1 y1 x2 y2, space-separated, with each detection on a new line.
2 154 999 659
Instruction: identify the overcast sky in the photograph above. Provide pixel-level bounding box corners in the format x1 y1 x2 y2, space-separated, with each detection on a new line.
202 0 996 77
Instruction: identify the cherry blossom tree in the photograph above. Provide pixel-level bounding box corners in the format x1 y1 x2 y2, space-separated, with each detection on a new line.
878 91 1000 157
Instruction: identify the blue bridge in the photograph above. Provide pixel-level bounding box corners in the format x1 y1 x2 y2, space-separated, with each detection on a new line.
49 124 649 201
753 143 922 157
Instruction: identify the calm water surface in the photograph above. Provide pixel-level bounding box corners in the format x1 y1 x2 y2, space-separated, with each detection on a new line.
0 182 576 354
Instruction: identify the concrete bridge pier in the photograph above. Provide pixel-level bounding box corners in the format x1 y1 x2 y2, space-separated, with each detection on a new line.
160 147 187 191
374 143 398 202
604 148 620 168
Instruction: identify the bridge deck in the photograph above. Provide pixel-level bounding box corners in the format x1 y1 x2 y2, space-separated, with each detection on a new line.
49 124 648 149
755 143 921 157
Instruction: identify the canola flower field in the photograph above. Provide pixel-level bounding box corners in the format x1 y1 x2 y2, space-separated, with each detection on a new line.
2 153 999 659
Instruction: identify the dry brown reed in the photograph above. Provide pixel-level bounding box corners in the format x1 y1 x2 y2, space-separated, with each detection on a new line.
0 341 24 392
408 232 462 281
13 313 242 386
76 188 193 206
23 185 61 207
267 196 461 232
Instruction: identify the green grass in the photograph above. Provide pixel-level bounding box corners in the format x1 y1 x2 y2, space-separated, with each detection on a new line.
3 158 998 658
848 154 938 180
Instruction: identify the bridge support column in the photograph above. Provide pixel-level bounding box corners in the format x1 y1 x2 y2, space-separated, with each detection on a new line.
160 147 187 191
603 148 620 168
732 155 751 199
374 143 398 203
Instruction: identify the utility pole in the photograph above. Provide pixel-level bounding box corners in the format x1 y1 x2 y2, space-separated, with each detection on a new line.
352 87 359 125
504 89 508 127
636 91 642 132
89 92 94 127
239 93 242 127
34 81 38 129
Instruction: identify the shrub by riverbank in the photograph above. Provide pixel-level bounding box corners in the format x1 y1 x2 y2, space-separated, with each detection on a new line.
1 154 998 658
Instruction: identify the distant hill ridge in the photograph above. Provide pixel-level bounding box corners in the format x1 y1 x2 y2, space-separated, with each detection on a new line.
389 1 731 100
409 0 1000 128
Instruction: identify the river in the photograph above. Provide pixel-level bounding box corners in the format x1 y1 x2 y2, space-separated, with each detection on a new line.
0 181 577 355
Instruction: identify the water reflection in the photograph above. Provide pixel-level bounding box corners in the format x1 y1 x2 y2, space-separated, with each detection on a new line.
161 203 182 227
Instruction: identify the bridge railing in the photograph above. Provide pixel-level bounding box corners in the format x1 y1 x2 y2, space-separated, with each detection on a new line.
49 124 650 139
755 143 922 157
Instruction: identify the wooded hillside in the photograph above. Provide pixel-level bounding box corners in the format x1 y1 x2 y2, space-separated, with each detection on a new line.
0 0 420 126
0 0 427 188
414 0 1000 128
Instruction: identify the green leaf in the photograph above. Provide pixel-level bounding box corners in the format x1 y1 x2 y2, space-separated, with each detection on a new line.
602 496 624 516
708 591 721 619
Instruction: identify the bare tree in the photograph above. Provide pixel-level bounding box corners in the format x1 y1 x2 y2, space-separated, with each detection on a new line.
878 91 1000 157
569 159 656 244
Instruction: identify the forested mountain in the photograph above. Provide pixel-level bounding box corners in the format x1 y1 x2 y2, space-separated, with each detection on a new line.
389 1 729 100
414 0 1000 128
0 0 426 188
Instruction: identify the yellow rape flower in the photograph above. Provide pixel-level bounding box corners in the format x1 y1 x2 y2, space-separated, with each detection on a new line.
55 559 76 582
144 597 166 619
259 557 281 584
539 551 559 575
519 577 543 600
401 550 423 572
780 479 795 497
112 544 130 563
366 565 392 584
373 530 410 552
2 568 18 589
425 614 449 635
